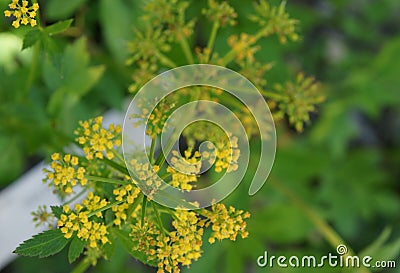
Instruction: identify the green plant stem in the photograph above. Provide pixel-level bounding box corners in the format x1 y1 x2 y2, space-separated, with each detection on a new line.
157 52 177 68
71 258 91 273
269 178 372 273
141 195 147 227
220 30 265 66
205 21 220 63
86 175 129 185
62 188 87 206
152 202 168 235
112 150 126 164
261 89 286 100
87 200 124 217
24 43 39 96
180 37 194 64
103 158 129 176
149 137 156 164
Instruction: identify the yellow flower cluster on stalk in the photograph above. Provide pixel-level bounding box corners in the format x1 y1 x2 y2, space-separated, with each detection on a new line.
4 0 39 28
167 150 201 191
201 203 250 243
75 116 122 160
21 0 325 272
57 201 109 248
43 153 87 195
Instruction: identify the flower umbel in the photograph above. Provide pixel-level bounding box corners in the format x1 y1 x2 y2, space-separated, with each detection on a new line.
43 153 87 195
4 0 39 28
75 116 122 160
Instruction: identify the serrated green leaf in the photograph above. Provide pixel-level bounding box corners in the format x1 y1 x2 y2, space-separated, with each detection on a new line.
51 205 64 218
14 229 69 258
68 236 86 263
110 228 157 267
22 29 41 50
44 19 74 36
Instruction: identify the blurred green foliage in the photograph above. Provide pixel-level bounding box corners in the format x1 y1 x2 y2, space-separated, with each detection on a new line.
1 0 400 272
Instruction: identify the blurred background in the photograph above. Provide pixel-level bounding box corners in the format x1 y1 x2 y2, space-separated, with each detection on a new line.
0 0 399 272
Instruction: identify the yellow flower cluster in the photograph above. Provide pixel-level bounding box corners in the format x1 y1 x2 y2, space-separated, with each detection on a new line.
201 203 250 243
201 135 240 173
112 185 141 226
57 202 109 248
82 192 109 217
75 116 122 160
141 211 203 273
273 72 324 132
181 122 240 174
202 0 237 26
227 33 259 62
133 98 176 138
130 159 162 196
129 205 249 273
4 0 39 28
43 153 87 195
130 220 160 255
167 150 201 191
250 0 299 44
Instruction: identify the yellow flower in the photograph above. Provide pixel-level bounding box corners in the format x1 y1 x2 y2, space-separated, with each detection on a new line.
201 203 250 243
74 116 122 160
4 0 39 29
43 154 88 195
58 203 109 248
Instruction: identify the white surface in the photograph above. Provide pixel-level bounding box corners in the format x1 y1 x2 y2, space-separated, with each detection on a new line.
0 110 125 270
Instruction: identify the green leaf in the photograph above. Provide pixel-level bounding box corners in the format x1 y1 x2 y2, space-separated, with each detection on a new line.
22 29 41 50
110 228 157 267
41 35 63 70
47 0 88 20
359 227 400 269
99 0 134 63
51 205 64 218
14 229 69 258
44 19 74 36
68 237 86 263
43 38 105 116
359 227 392 257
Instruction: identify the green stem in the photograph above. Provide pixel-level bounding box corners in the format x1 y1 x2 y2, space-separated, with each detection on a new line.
141 195 147 227
220 48 237 66
261 89 286 100
86 175 129 186
103 158 129 176
152 202 168 235
149 137 156 164
269 179 372 273
157 52 177 68
206 21 220 63
71 258 91 273
112 150 125 164
220 30 264 66
62 188 87 206
180 37 194 64
24 43 39 96
87 200 124 217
